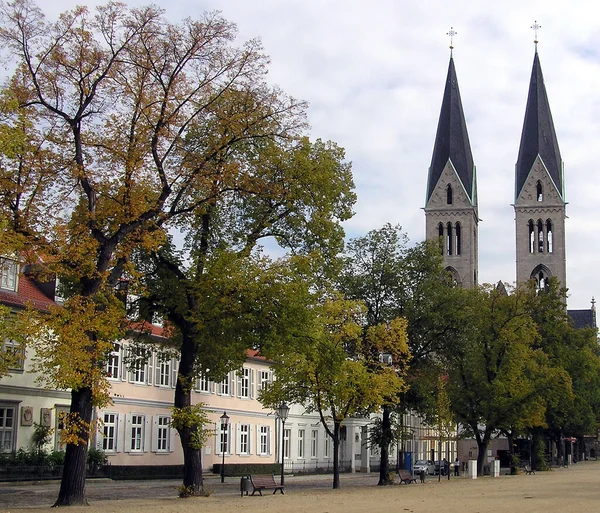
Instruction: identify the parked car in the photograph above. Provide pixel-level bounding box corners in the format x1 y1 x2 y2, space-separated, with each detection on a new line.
413 459 435 475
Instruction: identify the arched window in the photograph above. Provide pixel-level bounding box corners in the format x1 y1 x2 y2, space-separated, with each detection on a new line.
531 265 551 294
537 220 544 253
528 220 535 253
438 223 444 255
546 219 553 253
446 222 453 256
446 184 453 205
536 181 543 202
455 223 461 256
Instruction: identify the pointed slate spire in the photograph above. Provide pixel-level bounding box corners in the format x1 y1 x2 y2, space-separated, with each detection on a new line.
427 56 475 205
515 50 563 201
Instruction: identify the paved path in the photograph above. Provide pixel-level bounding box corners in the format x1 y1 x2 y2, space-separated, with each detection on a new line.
0 472 386 509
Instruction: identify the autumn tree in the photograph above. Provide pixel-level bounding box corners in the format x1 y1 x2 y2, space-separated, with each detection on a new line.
0 0 308 505
260 295 410 489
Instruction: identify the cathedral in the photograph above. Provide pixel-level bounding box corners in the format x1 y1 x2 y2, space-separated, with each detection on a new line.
424 38 569 296
424 35 595 327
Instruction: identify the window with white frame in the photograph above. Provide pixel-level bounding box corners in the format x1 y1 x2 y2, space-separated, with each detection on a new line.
237 367 253 399
156 357 171 387
129 348 150 385
259 370 271 391
218 423 229 455
130 414 144 452
258 425 270 455
102 412 118 452
156 416 170 452
238 424 250 455
297 428 305 459
0 404 16 452
0 258 17 291
217 373 231 396
311 430 318 458
105 343 120 379
2 338 24 371
283 428 291 459
324 435 330 458
196 374 212 393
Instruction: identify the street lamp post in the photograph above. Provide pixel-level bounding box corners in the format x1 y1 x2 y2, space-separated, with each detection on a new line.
276 402 290 486
220 412 229 483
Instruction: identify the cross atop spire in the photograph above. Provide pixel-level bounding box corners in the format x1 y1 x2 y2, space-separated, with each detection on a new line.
531 20 541 50
447 27 457 54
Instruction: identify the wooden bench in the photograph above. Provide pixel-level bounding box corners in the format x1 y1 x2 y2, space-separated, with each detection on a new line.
249 474 285 495
524 465 535 475
398 470 418 484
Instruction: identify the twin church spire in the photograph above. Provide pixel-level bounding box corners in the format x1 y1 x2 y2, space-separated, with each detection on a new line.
425 27 565 290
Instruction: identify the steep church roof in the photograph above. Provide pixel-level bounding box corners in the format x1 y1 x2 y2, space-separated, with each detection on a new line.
515 50 564 201
427 56 475 204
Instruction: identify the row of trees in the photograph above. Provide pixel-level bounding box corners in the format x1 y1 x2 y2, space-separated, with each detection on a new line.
318 224 600 478
0 0 359 504
1 1 599 507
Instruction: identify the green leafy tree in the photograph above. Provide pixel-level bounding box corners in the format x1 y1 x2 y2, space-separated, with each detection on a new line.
261 296 410 489
339 225 460 484
526 279 600 465
443 283 566 475
134 133 354 495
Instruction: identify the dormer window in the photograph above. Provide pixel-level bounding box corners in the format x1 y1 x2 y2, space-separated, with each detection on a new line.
0 258 18 291
446 184 453 205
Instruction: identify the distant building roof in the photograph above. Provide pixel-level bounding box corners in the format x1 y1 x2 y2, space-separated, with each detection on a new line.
0 273 56 312
568 308 596 330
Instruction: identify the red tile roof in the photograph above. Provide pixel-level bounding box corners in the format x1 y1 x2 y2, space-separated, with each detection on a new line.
0 274 55 312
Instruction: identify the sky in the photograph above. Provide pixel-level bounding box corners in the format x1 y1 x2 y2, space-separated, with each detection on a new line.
41 0 600 309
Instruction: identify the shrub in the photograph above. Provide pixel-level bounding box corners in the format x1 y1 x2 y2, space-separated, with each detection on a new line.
87 448 108 466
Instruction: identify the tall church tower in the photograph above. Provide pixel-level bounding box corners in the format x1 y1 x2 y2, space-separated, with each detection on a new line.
514 43 566 290
425 50 479 288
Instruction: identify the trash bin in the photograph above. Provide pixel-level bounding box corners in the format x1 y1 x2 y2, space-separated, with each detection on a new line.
419 469 425 483
240 476 252 496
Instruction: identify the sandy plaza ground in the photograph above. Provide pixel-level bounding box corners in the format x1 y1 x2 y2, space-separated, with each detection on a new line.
2 460 600 513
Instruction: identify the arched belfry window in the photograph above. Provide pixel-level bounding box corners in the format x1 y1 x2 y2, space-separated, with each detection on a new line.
536 181 543 202
546 219 553 253
444 266 460 287
446 222 453 256
531 265 551 294
455 223 461 256
438 223 444 255
537 220 544 253
528 220 535 253
446 184 453 205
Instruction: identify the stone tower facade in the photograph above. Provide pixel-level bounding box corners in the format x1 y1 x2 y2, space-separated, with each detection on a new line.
514 49 566 290
425 55 478 288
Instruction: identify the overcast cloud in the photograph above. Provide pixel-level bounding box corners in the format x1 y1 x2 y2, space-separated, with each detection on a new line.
41 0 600 309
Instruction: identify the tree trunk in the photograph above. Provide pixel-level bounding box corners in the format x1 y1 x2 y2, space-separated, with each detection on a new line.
377 406 392 485
175 332 203 495
53 387 93 506
332 423 341 489
476 440 488 476
507 432 516 475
